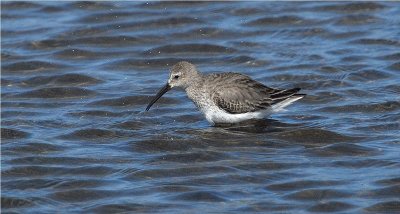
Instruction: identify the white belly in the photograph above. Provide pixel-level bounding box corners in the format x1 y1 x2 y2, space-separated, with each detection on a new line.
202 106 272 125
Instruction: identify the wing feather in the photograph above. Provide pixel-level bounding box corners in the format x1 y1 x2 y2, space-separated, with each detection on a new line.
209 73 303 114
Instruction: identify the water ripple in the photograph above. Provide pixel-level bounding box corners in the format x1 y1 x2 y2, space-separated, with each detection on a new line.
2 1 399 213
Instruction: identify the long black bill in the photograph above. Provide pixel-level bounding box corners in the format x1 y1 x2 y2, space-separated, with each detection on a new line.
145 83 171 111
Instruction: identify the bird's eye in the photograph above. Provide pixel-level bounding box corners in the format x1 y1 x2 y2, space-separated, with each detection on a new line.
174 75 179 79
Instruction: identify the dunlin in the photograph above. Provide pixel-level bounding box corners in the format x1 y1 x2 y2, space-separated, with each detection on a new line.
146 61 305 125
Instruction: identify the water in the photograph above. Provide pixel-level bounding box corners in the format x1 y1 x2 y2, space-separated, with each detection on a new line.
1 1 400 213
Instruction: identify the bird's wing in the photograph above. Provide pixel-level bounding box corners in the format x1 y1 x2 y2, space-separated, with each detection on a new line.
210 73 302 114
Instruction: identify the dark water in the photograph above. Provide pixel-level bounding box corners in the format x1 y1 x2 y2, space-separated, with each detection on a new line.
2 1 400 213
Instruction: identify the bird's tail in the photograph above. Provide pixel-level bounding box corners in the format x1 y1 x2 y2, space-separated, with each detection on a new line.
270 88 305 112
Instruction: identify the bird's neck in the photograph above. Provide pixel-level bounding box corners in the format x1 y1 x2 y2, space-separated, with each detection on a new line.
186 72 204 89
185 74 208 111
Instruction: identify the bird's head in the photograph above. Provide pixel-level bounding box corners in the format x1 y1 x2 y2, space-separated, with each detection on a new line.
167 61 198 89
145 61 199 111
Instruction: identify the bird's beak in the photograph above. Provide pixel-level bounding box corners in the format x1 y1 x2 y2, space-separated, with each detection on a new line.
145 83 171 111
